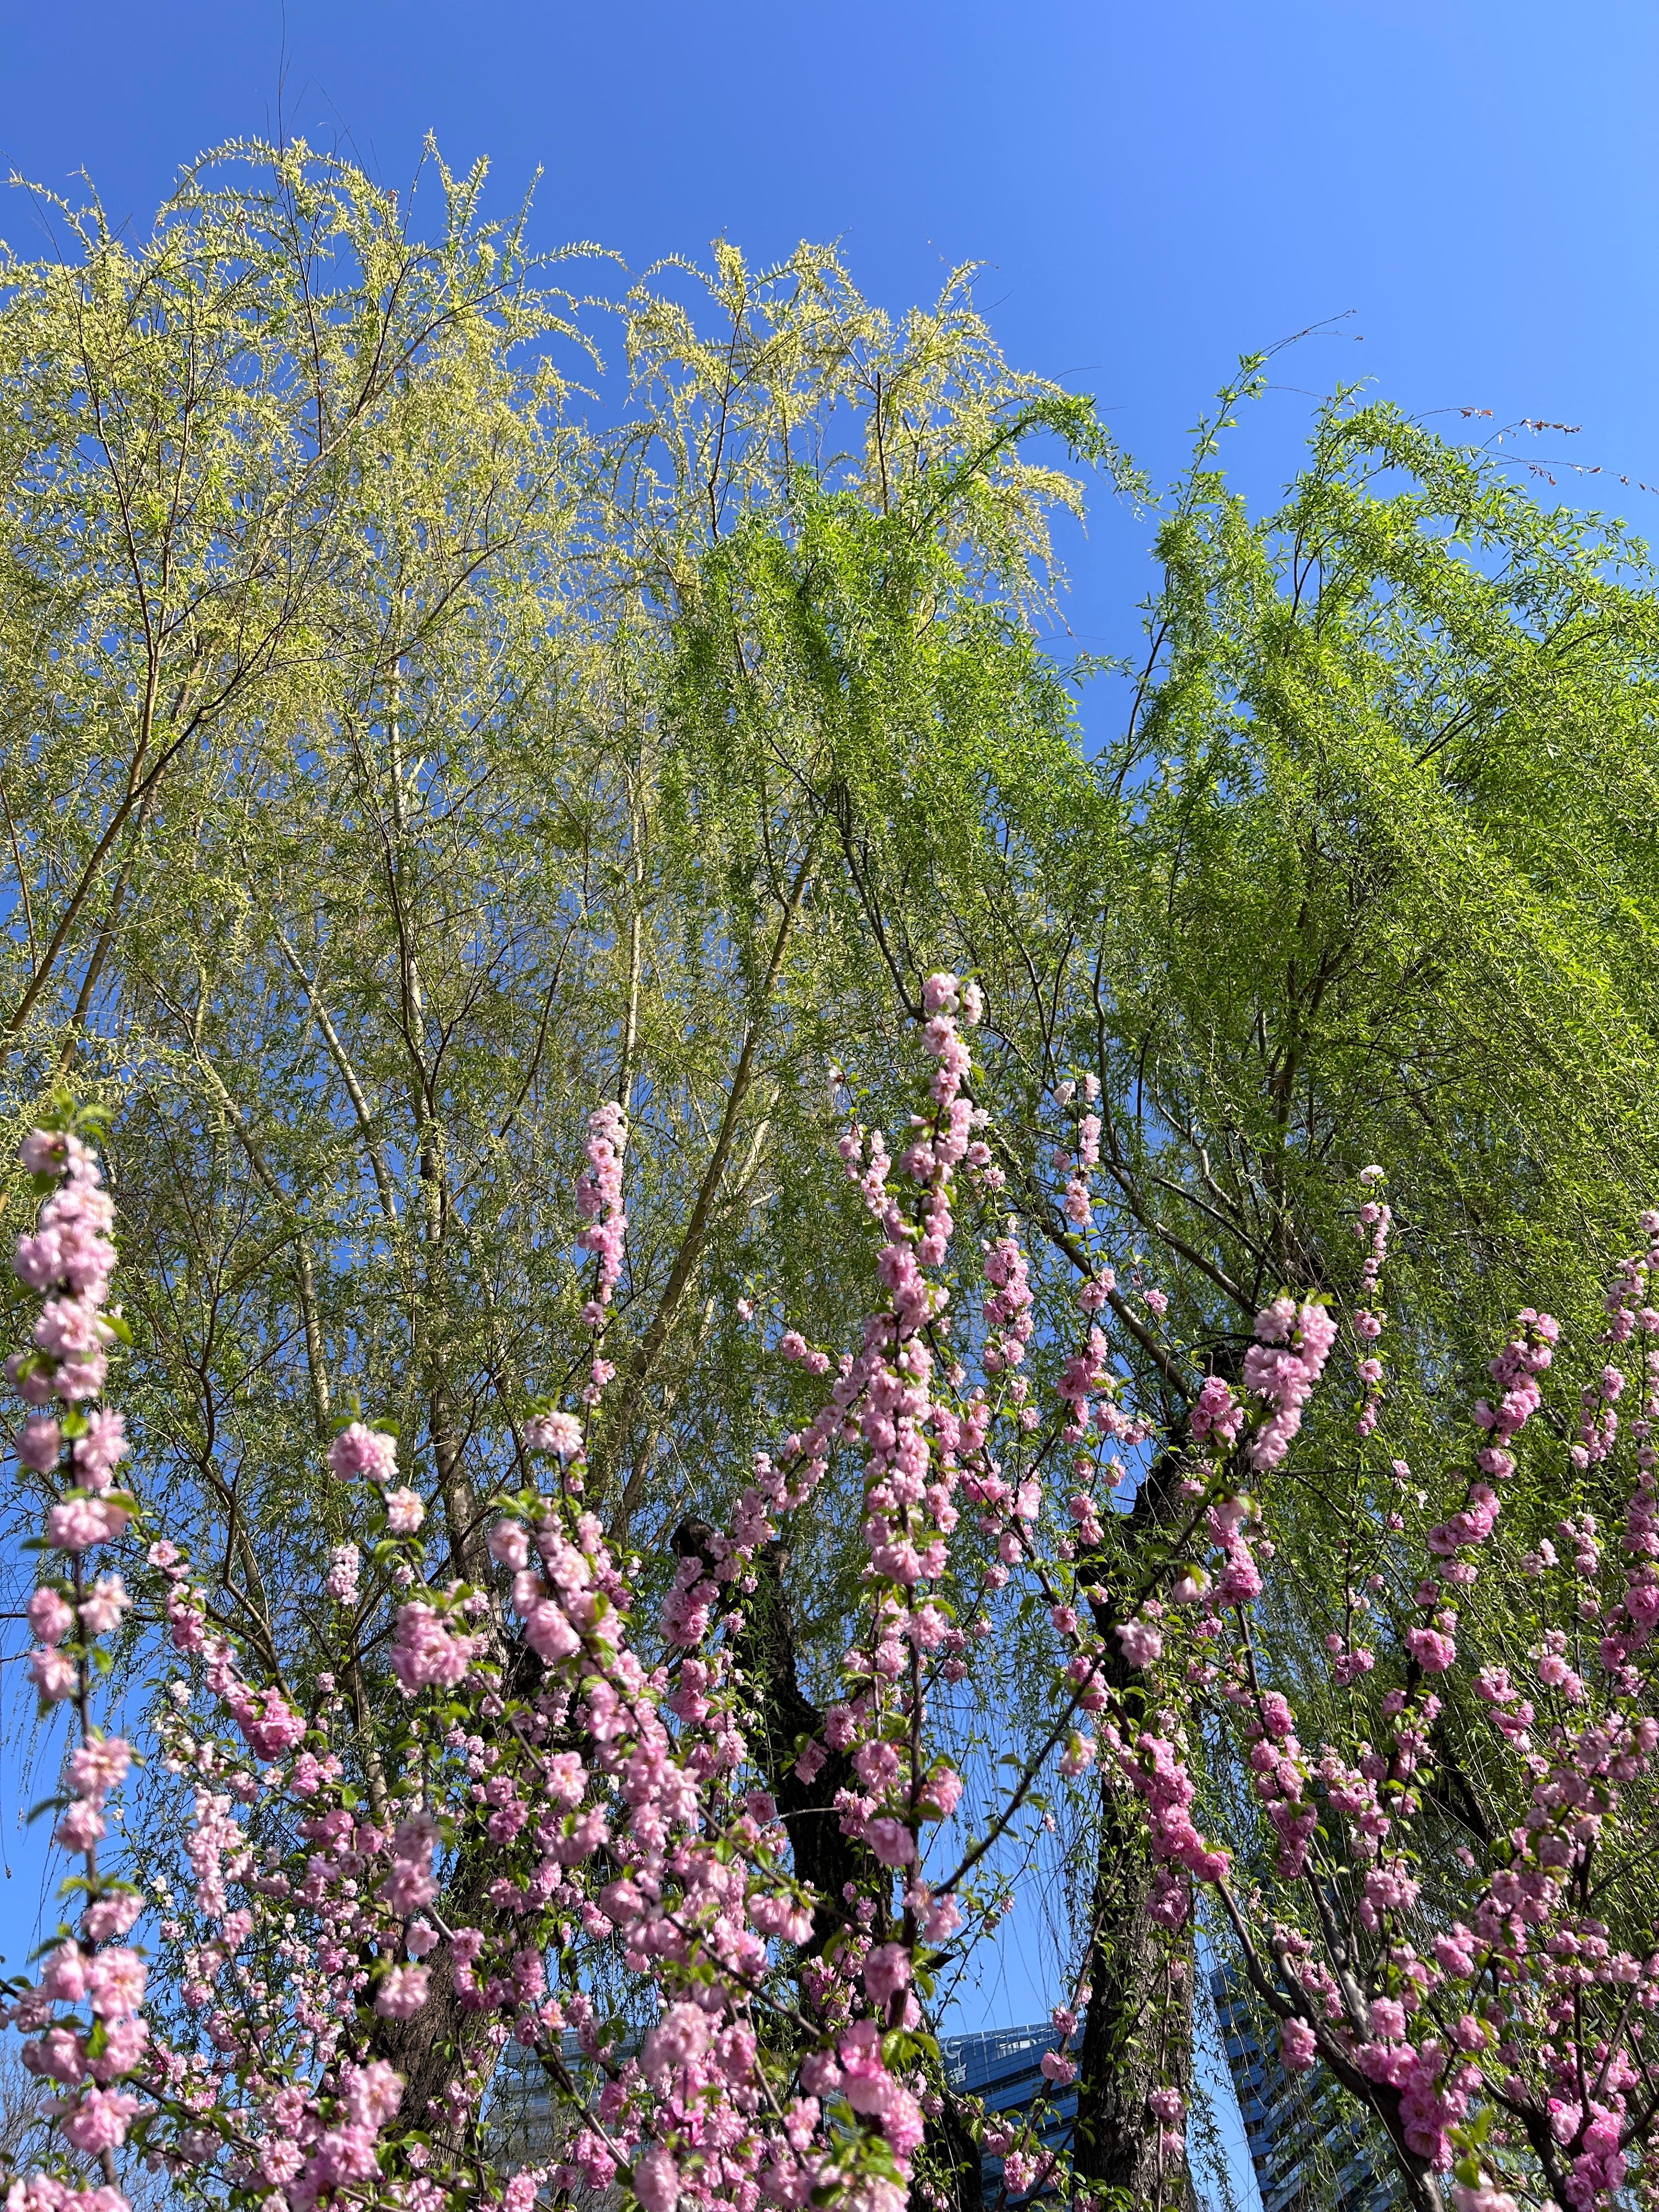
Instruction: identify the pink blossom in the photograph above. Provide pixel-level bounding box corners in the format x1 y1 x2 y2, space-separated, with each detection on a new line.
27 1586 74 1644
527 1409 584 1459
327 1421 399 1482
26 1645 76 1701
643 2001 712 2085
59 2087 140 2154
326 1542 361 1603
77 1575 129 1637
1190 1376 1243 1444
389 1602 480 1694
261 2140 305 2185
1433 1927 1479 1978
864 1944 912 2004
383 1486 425 1533
46 1496 125 1551
489 1519 530 1569
340 2059 403 2130
524 1598 580 1663
83 1891 141 1943
84 1947 146 2019
866 1816 917 1866
15 1416 61 1470
382 1861 437 1915
24 2027 86 2084
73 1408 127 1487
983 2149 1028 2194
374 1964 431 2019
5 1352 53 1405
1259 1690 1295 1740
18 1128 78 1175
40 1940 89 2001
54 1798 106 1853
33 1295 106 1359
916 1764 963 1819
1406 1626 1458 1673
1116 1616 1164 1667
90 2011 148 2083
633 2146 680 2212
232 1686 306 1759
749 1892 815 1945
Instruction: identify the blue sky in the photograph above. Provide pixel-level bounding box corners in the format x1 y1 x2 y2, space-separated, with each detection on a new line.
0 1 1651 2193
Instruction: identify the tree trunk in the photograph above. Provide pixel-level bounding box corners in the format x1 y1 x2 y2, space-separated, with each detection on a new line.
1074 1448 1199 2210
1073 1734 1195 2208
371 1900 484 2132
689 1530 988 2209
923 2091 986 2212
369 1639 551 2132
676 1525 881 1955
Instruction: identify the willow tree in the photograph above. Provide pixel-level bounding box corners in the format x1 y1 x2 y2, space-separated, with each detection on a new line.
683 361 1659 2197
0 139 1125 2151
19 134 1657 2210
0 137 613 1678
835 379 1659 2200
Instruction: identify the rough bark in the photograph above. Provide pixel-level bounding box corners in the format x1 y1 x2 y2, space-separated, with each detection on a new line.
674 1523 879 1954
368 1637 550 2134
677 1526 983 2210
1073 1447 1199 2211
370 1900 486 2134
1073 1729 1196 2208
922 2089 986 2212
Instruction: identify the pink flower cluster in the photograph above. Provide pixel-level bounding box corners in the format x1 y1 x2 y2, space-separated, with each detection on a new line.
1242 1295 1339 1470
15 1052 1659 2212
1472 1308 1557 1480
4 1124 150 2206
328 1420 425 1533
1189 1373 1243 1446
63 983 1042 2212
11 1131 119 1404
1128 1217 1659 2209
1352 1171 1392 1436
575 1099 629 1323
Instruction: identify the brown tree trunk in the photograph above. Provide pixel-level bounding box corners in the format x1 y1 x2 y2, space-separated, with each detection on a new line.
676 1525 881 1954
368 1639 551 2133
371 1900 488 2132
693 1528 983 2211
923 2088 986 2212
1074 1449 1199 2210
1073 1720 1196 2208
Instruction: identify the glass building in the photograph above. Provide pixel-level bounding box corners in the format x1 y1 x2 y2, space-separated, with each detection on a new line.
486 2039 578 2168
1209 1967 1398 2212
943 2021 1078 2200
489 2021 1078 2200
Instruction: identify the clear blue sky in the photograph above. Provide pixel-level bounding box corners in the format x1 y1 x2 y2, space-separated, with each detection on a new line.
0 2 1649 2192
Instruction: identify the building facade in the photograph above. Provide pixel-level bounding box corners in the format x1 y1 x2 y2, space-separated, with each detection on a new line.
1210 1968 1398 2212
942 2021 1079 2199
